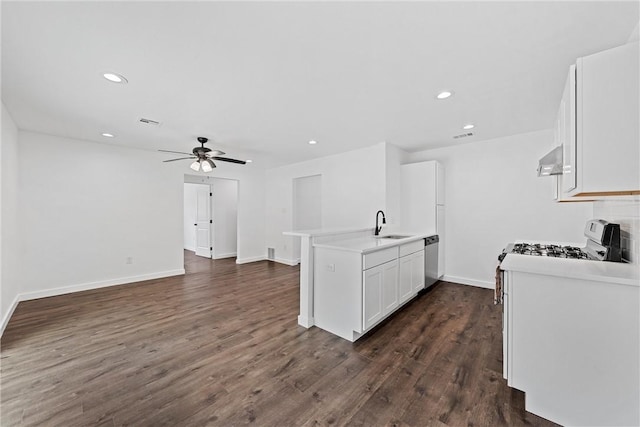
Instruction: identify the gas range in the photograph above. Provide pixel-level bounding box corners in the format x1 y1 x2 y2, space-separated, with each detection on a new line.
499 219 623 263
509 243 589 259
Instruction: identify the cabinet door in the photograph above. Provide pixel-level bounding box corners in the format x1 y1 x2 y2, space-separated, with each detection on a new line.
561 65 577 193
363 266 384 330
411 250 425 292
502 271 510 381
436 205 445 278
436 161 445 206
382 260 399 316
399 255 413 304
576 41 639 195
400 161 437 233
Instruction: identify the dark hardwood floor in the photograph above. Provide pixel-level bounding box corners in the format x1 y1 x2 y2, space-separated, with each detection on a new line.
1 251 558 426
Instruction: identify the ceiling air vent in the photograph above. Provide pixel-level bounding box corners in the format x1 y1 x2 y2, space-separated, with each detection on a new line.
453 132 474 139
139 117 161 126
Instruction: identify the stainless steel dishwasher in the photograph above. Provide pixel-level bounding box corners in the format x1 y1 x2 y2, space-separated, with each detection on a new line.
424 235 439 288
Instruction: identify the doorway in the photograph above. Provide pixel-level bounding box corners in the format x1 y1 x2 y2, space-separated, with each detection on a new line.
183 176 239 260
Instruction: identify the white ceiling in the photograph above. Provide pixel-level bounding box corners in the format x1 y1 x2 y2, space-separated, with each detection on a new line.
2 1 638 167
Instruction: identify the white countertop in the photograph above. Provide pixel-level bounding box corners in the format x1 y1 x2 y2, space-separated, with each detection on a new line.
501 253 639 287
284 227 371 237
313 233 433 254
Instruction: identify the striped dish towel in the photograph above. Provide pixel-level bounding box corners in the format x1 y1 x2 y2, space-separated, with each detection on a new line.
494 263 502 305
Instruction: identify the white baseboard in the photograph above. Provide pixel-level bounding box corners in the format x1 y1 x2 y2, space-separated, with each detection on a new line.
18 269 186 301
184 246 195 253
0 294 20 338
274 257 299 266
213 252 237 260
236 256 266 264
442 274 494 289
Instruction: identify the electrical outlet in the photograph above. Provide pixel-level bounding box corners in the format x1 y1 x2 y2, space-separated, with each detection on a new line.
326 264 335 272
126 257 133 264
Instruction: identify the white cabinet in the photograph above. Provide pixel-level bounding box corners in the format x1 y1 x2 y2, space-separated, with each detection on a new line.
559 41 639 198
400 161 444 278
436 205 444 277
364 259 398 330
398 255 413 303
560 65 576 193
382 261 399 315
400 249 425 304
399 241 425 303
502 269 639 426
363 263 384 330
400 161 443 232
411 250 425 292
313 238 427 342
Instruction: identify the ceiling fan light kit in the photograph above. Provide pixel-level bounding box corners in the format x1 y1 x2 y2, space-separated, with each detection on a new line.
160 137 246 172
201 159 216 172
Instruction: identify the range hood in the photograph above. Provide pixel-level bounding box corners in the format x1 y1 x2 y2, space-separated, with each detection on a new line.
537 146 563 176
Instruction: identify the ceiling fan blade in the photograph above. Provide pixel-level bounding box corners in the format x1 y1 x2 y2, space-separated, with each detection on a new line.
163 157 196 162
211 156 246 164
159 149 194 156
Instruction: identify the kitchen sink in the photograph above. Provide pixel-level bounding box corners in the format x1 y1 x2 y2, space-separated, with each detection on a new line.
376 234 412 240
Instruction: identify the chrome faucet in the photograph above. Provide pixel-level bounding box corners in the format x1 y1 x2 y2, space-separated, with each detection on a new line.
375 210 386 236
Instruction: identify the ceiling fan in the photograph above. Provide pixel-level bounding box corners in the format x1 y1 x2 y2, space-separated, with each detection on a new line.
159 137 247 172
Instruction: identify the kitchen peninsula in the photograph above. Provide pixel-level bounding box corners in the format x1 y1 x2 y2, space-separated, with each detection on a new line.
286 229 435 342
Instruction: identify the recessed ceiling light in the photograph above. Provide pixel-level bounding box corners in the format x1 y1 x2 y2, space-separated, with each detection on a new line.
308 140 318 145
103 72 128 84
462 124 475 130
101 133 115 138
436 90 453 99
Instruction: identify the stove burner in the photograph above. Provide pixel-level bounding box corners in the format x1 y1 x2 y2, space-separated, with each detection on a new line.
510 243 590 260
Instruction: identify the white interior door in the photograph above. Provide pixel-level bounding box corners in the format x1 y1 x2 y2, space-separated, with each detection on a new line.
195 184 212 258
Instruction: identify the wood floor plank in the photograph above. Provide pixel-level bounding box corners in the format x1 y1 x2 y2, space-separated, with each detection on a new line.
1 251 558 427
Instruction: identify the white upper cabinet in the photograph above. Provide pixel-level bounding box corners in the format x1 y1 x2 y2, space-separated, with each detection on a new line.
561 65 577 193
400 160 444 233
567 41 639 197
436 161 445 206
400 160 445 278
553 65 592 202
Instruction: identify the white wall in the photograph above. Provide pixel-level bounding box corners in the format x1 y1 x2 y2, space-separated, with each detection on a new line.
1 103 20 334
385 143 409 227
409 129 594 287
628 20 639 43
266 143 389 264
292 174 322 261
593 199 640 264
0 130 265 330
183 183 200 252
16 131 185 298
212 178 238 259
